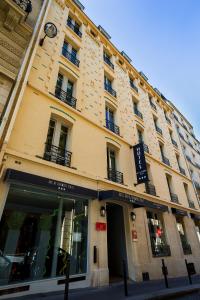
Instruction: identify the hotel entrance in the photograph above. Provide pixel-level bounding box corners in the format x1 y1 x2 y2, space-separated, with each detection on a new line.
106 203 127 282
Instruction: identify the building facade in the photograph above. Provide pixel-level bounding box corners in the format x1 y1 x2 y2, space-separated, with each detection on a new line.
0 0 200 298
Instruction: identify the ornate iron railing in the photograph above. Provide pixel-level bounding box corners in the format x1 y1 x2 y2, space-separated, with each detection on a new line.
134 107 143 119
62 47 80 67
145 182 156 196
55 86 77 109
106 119 120 135
13 0 32 13
104 55 114 69
152 244 171 257
107 168 123 184
44 143 72 167
170 193 179 204
104 83 117 98
67 19 82 37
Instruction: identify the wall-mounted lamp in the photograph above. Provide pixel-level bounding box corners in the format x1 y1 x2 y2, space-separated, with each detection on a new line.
130 211 136 222
100 206 106 217
39 22 58 46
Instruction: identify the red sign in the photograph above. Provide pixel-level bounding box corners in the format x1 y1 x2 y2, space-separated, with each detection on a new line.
132 230 138 241
96 222 107 231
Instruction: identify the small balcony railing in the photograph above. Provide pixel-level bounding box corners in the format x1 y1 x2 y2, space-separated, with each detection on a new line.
150 101 157 111
55 86 77 109
145 182 156 196
13 0 32 13
62 48 80 67
130 81 138 93
104 83 117 98
143 143 149 153
188 200 195 209
174 114 178 121
179 132 185 140
67 19 82 37
134 107 143 119
170 193 179 204
171 139 178 148
104 55 114 69
188 141 193 148
155 125 162 135
152 244 171 257
106 119 120 135
162 156 170 166
179 166 186 176
182 124 188 131
107 168 123 184
165 116 171 125
44 143 72 167
182 243 192 255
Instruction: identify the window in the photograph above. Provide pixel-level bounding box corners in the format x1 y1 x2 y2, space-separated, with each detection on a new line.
44 118 72 167
67 15 82 37
154 117 162 135
183 183 195 209
166 174 178 203
137 128 143 143
55 73 76 108
107 147 123 184
105 106 119 135
176 217 192 255
146 211 170 257
103 51 114 69
104 75 116 97
62 41 80 67
133 100 143 119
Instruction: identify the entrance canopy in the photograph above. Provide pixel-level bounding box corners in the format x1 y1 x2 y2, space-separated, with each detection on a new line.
99 190 168 212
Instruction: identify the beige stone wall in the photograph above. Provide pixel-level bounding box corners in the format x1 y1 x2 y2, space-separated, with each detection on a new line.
0 74 13 116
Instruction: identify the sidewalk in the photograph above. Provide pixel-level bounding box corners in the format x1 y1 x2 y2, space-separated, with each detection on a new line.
10 275 200 300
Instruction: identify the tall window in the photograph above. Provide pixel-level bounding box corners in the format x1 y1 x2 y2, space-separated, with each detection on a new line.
104 76 112 89
176 217 192 255
105 106 114 123
55 73 76 108
107 148 116 171
137 128 143 143
146 211 170 257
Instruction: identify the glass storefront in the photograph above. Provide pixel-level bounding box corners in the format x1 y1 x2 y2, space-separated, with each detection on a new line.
176 217 192 255
147 211 170 257
0 184 88 286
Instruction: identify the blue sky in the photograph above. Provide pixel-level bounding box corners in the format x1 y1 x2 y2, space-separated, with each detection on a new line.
81 0 200 139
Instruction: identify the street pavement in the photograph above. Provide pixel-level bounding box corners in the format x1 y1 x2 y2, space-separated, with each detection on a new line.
9 275 200 300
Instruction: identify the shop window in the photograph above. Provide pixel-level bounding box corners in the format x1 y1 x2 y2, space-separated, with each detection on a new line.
176 217 192 255
0 184 88 286
146 211 170 257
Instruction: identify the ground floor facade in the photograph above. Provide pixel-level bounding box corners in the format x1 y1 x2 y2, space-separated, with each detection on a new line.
0 156 200 299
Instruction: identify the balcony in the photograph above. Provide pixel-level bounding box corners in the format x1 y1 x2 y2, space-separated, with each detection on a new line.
166 116 171 125
106 119 120 135
13 0 32 13
170 193 179 204
152 244 171 257
62 48 80 67
188 141 193 148
179 167 186 176
179 132 185 140
182 124 188 131
171 139 178 148
155 125 163 135
104 55 114 69
143 143 149 153
107 168 123 184
150 101 157 111
130 81 138 93
134 107 143 119
44 143 72 167
55 86 77 109
104 83 117 98
67 19 82 37
182 243 192 255
188 200 195 209
162 156 170 166
145 182 156 196
174 114 179 121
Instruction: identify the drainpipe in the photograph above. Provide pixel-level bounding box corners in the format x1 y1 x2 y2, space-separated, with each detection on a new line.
0 0 52 165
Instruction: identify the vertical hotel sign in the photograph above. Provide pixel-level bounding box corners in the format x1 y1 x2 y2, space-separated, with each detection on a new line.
133 143 148 184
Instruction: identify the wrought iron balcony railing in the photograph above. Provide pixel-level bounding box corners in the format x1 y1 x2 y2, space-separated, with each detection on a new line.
179 166 186 176
170 193 179 204
107 168 123 184
162 155 170 166
62 48 80 67
174 114 179 121
188 141 193 148
104 83 117 98
182 243 192 255
165 116 171 125
130 81 138 93
171 139 178 148
143 143 149 153
104 55 114 69
134 107 143 119
13 0 32 13
150 101 157 111
155 125 162 135
179 132 185 140
145 182 156 196
188 200 195 209
55 86 77 109
44 143 72 167
151 244 171 257
67 19 82 37
106 119 120 135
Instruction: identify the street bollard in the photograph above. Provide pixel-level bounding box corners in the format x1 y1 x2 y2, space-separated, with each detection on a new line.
185 259 192 285
64 255 71 300
122 259 128 297
161 259 169 288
